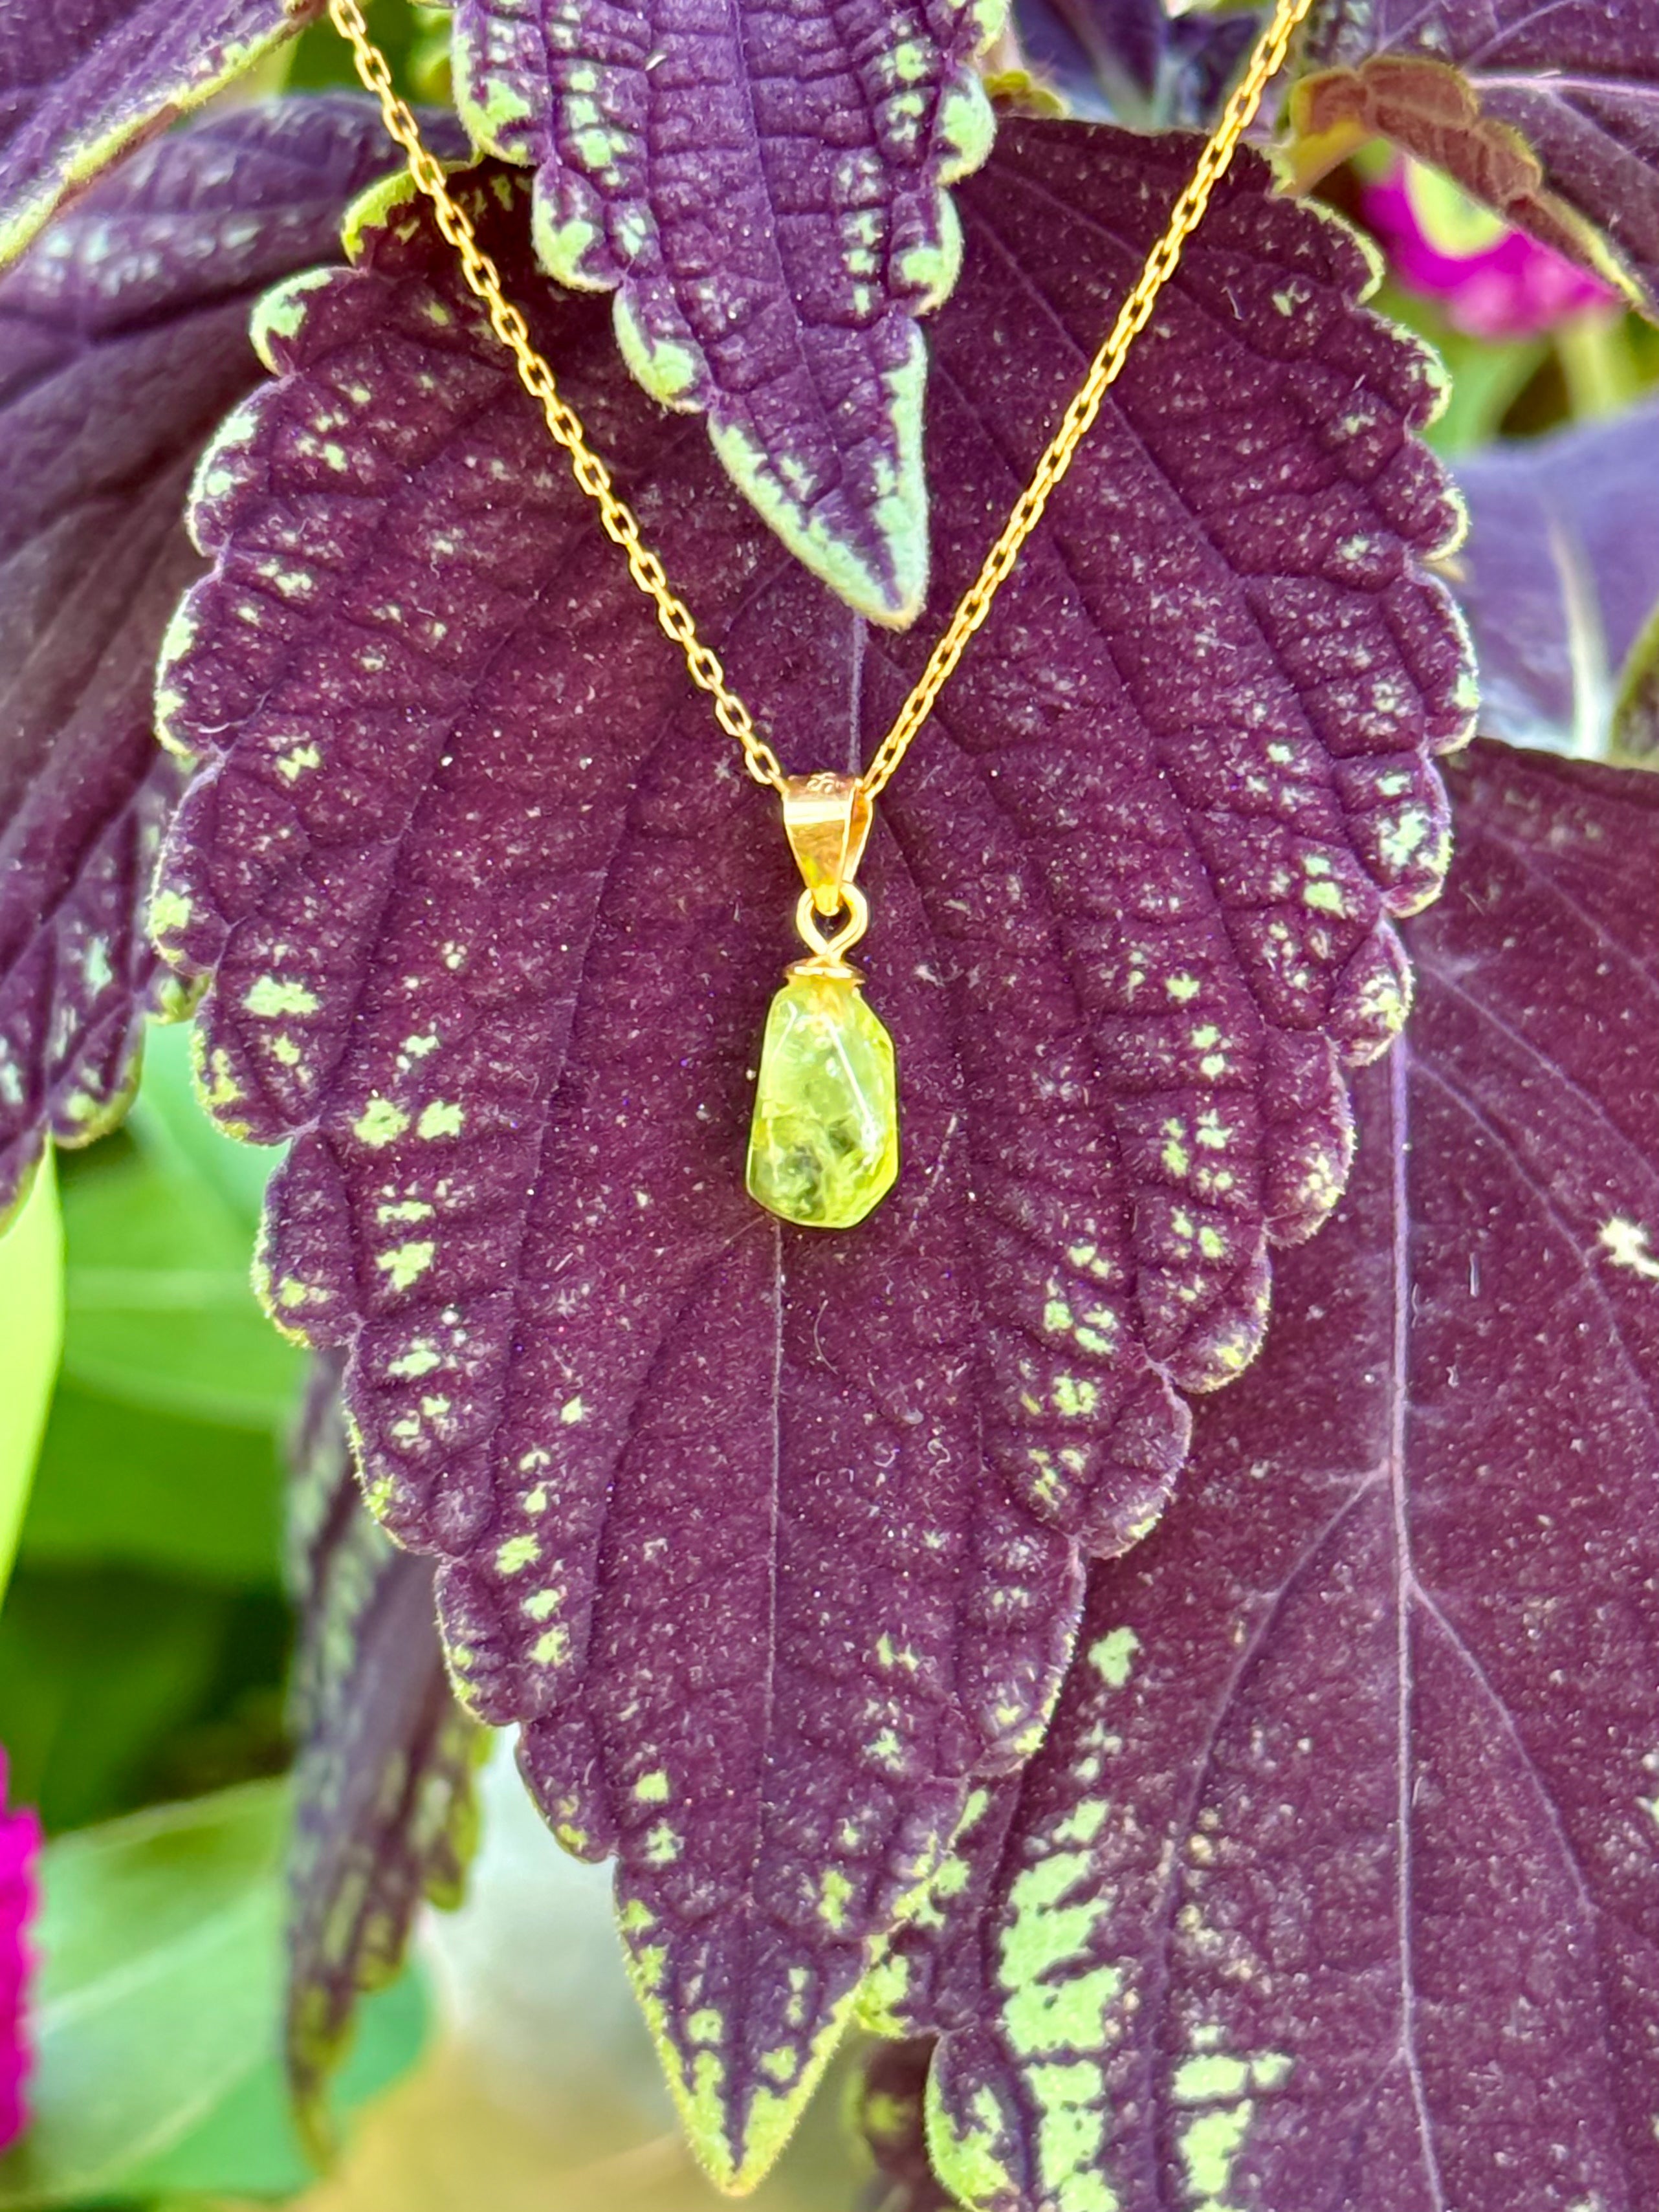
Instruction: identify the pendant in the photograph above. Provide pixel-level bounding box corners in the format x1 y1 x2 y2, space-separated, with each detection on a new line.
746 773 899 1230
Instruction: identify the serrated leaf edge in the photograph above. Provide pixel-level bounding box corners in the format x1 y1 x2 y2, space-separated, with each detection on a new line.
448 0 1005 626
1289 59 1650 317
0 0 324 273
617 1895 866 2195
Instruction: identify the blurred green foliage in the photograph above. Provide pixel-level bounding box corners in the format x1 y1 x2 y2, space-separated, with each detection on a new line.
0 1024 427 2207
0 1158 62 1601
1 1023 299 1836
284 0 450 100
0 1784 424 2209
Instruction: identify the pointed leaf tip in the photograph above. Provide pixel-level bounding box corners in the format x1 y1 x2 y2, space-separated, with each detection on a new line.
450 0 1005 624
610 1899 868 2192
0 0 327 270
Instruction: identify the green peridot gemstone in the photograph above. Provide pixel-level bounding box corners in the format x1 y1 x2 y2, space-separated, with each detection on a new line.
746 969 899 1229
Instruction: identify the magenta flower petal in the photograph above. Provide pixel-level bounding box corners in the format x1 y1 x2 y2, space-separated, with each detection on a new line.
0 1752 41 2152
1365 157 1617 338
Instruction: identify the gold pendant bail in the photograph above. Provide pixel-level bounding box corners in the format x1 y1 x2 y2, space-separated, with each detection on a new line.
751 772 897 1227
780 772 872 916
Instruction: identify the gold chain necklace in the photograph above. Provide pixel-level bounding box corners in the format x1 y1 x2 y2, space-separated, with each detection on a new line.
326 0 1315 1229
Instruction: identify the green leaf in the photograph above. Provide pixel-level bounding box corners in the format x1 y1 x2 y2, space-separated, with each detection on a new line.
19 1385 283 1586
60 1047 301 1427
0 1150 61 1604
0 1781 428 2207
0 1782 283 2206
0 1568 232 1832
1613 597 1659 760
130 1017 281 1227
122 1971 428 2199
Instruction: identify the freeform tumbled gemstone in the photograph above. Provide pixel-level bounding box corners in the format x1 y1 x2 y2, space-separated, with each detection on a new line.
746 969 899 1229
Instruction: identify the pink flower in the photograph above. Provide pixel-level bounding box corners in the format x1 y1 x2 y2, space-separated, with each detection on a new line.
0 1753 40 2152
1363 156 1617 340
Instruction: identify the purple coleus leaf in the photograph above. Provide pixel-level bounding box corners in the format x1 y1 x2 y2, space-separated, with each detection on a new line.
0 95 431 1221
0 0 324 270
151 124 1471 2184
1295 0 1659 316
864 740 1659 2212
285 1351 483 2134
1448 399 1659 754
447 0 1001 625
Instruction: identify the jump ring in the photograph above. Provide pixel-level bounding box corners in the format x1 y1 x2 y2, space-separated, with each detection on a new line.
795 884 869 964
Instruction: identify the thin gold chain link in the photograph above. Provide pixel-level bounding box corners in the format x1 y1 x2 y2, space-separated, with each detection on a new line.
325 0 785 785
861 0 1315 798
325 0 1313 799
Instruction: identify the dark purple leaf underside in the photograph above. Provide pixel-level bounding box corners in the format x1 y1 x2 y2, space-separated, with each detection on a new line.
875 741 1659 2212
285 1351 483 2129
0 96 417 1221
0 0 324 269
450 0 998 624
151 123 1471 2183
855 2035 958 2212
1449 400 1659 754
1297 0 1659 314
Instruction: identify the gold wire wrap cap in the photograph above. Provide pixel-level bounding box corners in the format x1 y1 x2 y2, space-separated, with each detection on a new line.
780 773 873 915
791 884 870 976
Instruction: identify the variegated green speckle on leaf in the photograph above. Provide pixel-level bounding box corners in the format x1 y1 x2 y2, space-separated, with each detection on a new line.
0 97 414 1218
0 0 325 270
450 0 1007 625
859 749 1659 2211
150 127 1470 2187
285 1352 486 2130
